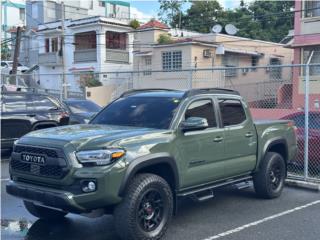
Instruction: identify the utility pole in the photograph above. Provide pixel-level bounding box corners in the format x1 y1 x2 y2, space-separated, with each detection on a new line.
61 1 67 99
11 26 22 75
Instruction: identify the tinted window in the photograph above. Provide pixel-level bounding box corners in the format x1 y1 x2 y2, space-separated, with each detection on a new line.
185 99 216 128
3 94 32 112
33 96 58 111
219 99 246 126
66 100 101 114
91 96 181 129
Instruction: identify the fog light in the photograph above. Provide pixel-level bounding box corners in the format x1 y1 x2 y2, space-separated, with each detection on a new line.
81 181 96 193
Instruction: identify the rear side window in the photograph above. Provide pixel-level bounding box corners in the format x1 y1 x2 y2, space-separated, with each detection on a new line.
2 94 32 112
185 99 217 128
219 99 246 126
33 96 58 111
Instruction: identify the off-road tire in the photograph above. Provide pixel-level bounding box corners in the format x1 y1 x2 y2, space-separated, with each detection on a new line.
24 201 68 219
114 173 173 240
253 152 286 199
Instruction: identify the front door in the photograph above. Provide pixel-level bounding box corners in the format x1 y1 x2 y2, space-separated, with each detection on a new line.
177 98 226 188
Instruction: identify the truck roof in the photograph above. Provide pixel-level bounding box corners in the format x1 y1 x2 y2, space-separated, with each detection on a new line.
120 88 240 98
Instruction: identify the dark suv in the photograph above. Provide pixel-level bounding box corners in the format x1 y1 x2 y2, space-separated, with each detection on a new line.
1 92 69 155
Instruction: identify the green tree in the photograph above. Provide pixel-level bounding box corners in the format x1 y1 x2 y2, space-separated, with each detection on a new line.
158 0 186 27
178 0 222 33
168 0 294 43
1 43 10 60
80 73 102 88
130 19 140 29
158 33 174 44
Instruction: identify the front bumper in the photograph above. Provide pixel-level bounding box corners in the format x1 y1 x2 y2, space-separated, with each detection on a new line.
8 142 128 213
6 180 86 213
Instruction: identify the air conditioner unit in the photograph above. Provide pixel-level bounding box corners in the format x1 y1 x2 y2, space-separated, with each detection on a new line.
203 49 212 58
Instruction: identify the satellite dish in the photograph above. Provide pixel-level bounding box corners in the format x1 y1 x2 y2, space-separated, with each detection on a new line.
225 24 238 35
212 24 222 33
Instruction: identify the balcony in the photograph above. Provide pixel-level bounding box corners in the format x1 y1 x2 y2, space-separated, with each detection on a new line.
106 49 129 63
38 52 62 66
74 49 97 63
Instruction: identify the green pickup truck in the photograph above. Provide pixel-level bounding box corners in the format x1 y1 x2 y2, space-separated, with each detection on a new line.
7 88 297 240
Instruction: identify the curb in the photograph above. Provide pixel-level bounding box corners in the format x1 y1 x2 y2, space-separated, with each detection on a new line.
285 179 320 192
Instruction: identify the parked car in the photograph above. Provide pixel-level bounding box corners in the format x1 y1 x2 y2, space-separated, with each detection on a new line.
1 92 69 155
63 99 101 124
6 88 297 240
1 61 29 75
281 111 320 166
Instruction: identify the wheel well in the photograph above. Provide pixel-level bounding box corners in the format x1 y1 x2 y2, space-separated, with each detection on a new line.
136 163 176 192
268 143 287 162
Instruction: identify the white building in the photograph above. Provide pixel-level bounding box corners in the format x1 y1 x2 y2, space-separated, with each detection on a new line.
37 16 133 92
1 0 26 59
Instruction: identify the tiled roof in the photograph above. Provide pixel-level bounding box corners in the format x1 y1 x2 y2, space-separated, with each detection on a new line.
138 20 169 30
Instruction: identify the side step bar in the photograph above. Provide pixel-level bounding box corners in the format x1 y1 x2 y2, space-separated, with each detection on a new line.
193 189 214 202
177 176 252 197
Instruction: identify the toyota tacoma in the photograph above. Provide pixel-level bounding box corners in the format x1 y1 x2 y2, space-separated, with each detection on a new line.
7 88 297 240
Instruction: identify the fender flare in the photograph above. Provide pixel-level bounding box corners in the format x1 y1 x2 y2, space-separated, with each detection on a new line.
118 153 179 197
259 137 288 169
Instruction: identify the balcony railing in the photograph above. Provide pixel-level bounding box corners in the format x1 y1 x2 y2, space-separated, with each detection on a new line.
74 49 97 63
106 49 129 63
38 52 62 66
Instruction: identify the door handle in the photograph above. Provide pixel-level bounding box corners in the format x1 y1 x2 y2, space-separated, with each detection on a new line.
245 132 253 138
27 114 36 117
213 136 223 142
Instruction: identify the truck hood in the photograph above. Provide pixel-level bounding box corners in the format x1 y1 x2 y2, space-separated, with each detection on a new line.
22 124 163 150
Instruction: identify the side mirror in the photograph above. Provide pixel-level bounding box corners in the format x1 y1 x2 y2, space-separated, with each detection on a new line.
180 117 209 132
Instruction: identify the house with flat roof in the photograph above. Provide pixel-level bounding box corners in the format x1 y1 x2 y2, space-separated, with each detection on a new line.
36 16 133 92
133 20 294 104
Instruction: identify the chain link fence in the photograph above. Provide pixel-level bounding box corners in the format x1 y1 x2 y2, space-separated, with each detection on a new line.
1 64 320 182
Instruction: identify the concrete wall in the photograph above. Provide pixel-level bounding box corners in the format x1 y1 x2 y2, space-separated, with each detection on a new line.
86 85 117 106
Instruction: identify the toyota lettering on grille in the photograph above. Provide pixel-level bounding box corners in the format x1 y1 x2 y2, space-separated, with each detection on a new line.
21 153 46 165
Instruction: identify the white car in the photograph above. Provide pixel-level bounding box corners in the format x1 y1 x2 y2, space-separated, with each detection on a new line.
1 61 29 75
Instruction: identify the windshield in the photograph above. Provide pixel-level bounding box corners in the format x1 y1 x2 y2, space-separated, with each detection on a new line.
91 96 182 129
66 100 101 114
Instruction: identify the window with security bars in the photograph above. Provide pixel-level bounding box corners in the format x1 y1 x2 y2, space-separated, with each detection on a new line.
222 54 239 77
302 46 320 76
162 51 182 71
75 31 97 50
304 1 320 18
143 56 152 76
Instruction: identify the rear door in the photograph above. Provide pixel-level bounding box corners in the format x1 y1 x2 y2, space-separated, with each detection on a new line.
218 98 257 177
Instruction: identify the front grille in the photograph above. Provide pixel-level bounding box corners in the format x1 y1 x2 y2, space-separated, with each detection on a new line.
14 145 58 158
11 145 68 179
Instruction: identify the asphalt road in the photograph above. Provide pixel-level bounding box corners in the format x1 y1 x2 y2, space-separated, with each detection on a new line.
1 160 320 240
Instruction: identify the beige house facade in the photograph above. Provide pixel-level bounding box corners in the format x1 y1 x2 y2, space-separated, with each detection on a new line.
133 20 294 103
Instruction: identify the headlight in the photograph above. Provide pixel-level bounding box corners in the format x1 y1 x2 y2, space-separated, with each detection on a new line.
76 149 125 166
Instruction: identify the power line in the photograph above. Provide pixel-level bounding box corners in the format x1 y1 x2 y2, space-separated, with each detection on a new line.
5 1 320 50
